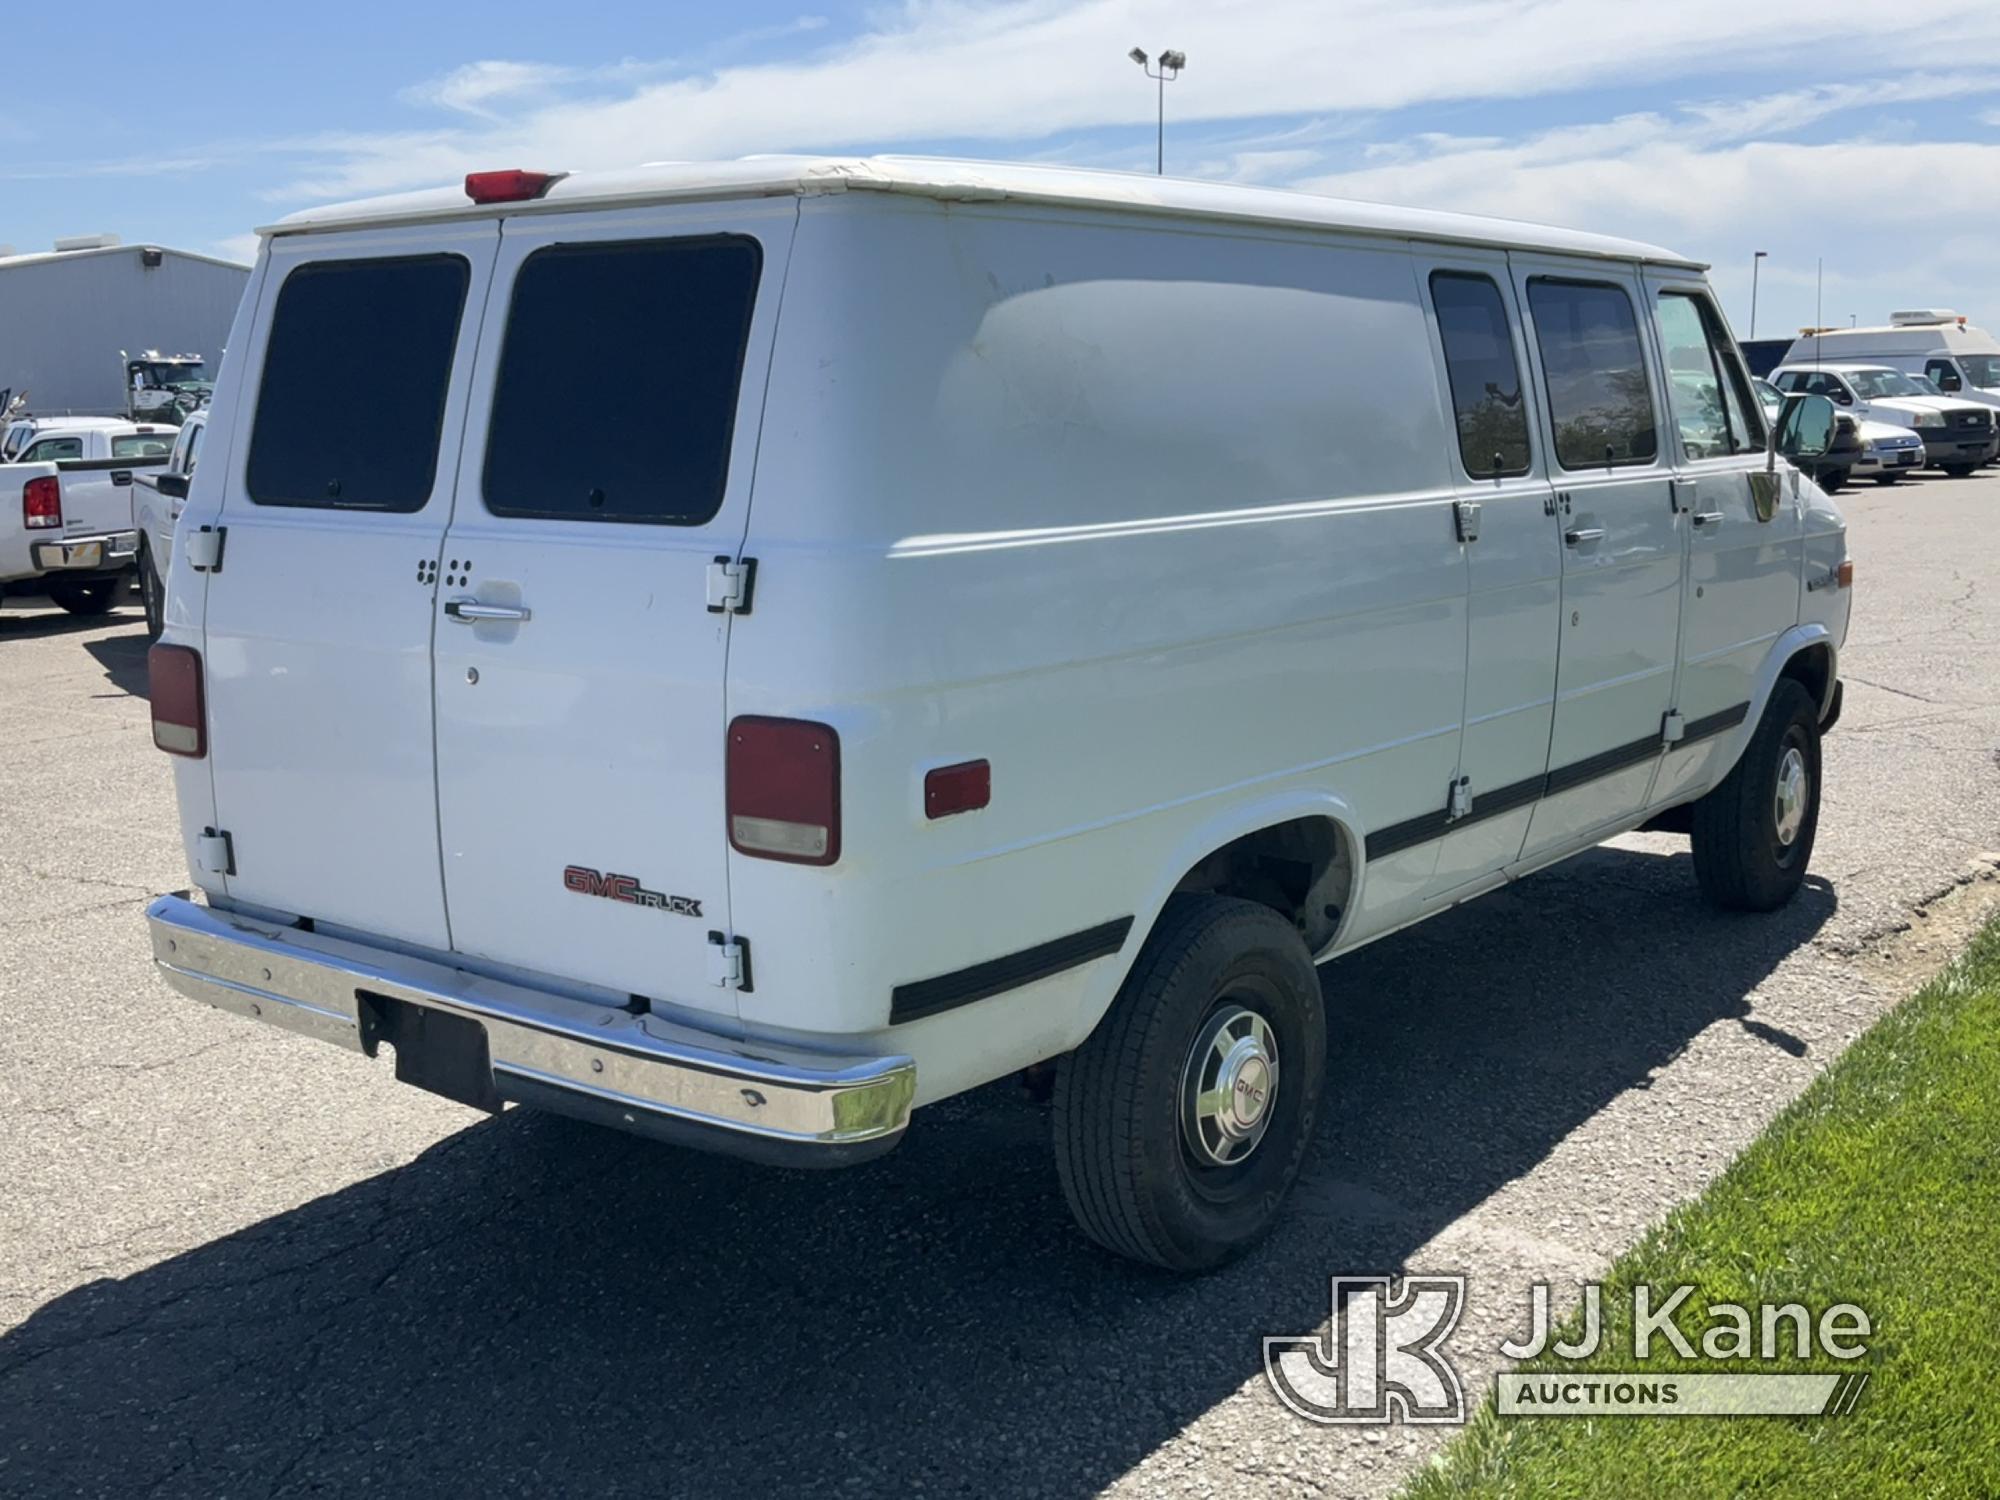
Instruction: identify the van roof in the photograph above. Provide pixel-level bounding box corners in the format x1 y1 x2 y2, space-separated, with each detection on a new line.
265 155 1704 270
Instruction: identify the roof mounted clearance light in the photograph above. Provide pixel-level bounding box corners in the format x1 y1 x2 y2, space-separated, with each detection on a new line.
464 169 565 206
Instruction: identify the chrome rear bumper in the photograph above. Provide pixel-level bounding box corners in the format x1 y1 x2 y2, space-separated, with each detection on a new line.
145 895 915 1165
30 530 139 572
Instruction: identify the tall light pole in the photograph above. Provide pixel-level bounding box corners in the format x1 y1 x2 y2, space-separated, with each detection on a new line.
1749 250 1768 339
1128 47 1186 175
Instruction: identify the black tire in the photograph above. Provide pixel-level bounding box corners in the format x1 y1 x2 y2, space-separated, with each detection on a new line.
1872 474 1900 487
1690 678 1821 912
1053 894 1326 1271
46 577 121 618
139 542 165 640
1942 463 1977 478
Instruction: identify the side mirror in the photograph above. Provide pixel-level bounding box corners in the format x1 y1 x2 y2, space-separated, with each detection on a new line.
1938 372 1962 391
154 471 190 499
1830 389 1852 405
1777 392 1837 460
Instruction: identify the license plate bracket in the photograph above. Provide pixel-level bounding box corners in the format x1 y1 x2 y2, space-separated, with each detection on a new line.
356 992 501 1112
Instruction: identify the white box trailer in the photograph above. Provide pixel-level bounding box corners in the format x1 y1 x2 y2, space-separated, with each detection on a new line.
0 240 250 418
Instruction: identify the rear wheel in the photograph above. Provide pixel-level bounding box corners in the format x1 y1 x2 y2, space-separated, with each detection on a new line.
46 577 121 618
1872 474 1901 487
1817 468 1846 493
1690 678 1821 912
1053 894 1326 1271
139 542 165 640
1943 463 1977 478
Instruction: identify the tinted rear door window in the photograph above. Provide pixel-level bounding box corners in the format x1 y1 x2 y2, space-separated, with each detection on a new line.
482 236 762 525
1430 272 1533 478
1526 278 1659 469
247 256 470 511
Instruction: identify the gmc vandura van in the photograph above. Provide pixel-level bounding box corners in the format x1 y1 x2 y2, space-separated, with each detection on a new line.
145 157 1849 1270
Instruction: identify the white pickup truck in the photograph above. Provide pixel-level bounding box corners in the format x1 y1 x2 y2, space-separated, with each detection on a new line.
0 418 175 617
131 409 206 638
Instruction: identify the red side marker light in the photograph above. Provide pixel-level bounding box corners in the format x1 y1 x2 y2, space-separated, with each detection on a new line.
1836 560 1854 590
925 760 990 819
464 169 563 205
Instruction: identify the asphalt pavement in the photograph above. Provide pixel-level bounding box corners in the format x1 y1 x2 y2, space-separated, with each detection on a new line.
2 466 1997 1498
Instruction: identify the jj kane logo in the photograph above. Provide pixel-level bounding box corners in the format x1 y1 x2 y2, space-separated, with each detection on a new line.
1264 1275 1875 1424
561 864 703 918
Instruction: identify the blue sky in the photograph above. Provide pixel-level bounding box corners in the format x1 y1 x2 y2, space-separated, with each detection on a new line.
4 0 1997 338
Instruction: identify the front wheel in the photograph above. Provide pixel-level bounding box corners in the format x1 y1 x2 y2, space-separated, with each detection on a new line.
1690 678 1822 911
1942 463 1977 478
1053 894 1326 1271
46 577 121 618
1872 474 1901 487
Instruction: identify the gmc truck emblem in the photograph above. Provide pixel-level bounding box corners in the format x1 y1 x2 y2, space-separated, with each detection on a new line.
562 865 703 919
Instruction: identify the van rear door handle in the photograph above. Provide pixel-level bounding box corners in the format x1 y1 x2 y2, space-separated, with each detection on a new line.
444 599 531 624
1563 527 1605 546
1692 511 1725 527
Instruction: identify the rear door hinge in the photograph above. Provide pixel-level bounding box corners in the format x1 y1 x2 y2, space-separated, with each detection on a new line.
1661 710 1686 747
196 828 236 877
185 525 226 572
1447 775 1473 822
706 932 754 992
705 555 757 615
1452 499 1482 543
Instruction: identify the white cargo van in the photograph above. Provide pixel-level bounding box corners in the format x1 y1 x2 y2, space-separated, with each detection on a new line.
1782 312 2000 417
144 158 1849 1269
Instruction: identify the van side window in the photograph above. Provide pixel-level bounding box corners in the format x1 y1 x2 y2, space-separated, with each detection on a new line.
247 256 470 511
1429 272 1532 478
1925 358 1962 392
483 236 762 526
1654 292 1764 459
1526 278 1658 469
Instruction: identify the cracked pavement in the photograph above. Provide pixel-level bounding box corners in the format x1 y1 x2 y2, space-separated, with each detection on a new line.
2 468 1998 1498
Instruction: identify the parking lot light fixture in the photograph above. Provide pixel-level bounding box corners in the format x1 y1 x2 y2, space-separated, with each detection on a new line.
1751 250 1768 339
1129 46 1186 175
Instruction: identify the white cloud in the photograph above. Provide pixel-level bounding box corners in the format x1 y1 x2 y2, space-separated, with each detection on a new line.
402 61 579 119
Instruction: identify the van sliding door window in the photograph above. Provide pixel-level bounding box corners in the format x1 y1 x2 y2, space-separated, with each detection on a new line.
1526 279 1659 470
1654 292 1764 459
482 236 762 526
246 256 470 511
1430 272 1532 478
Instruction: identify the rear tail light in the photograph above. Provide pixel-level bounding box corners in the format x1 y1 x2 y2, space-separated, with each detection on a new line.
727 717 839 864
22 476 60 529
148 644 206 757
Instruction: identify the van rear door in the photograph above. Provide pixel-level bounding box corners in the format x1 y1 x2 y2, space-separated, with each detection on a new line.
201 223 498 948
430 201 793 1012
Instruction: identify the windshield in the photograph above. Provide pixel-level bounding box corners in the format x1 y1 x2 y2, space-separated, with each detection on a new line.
138 362 207 388
1960 355 2000 389
1847 369 1927 399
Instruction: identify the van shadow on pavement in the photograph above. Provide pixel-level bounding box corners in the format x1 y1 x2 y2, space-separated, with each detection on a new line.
80 629 150 699
0 846 1833 1496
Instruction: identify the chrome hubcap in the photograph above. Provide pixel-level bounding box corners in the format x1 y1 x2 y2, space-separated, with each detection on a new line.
1773 746 1808 847
1181 1005 1280 1167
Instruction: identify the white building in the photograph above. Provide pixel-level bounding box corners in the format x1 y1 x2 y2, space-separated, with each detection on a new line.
0 238 250 417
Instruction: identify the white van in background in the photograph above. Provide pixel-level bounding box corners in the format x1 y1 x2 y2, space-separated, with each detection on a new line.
143 157 1849 1270
1782 312 2000 417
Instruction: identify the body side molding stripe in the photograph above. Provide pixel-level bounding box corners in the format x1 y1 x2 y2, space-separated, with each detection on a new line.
890 917 1135 1025
1362 700 1752 863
